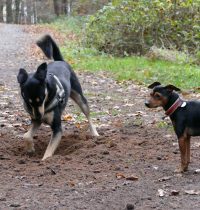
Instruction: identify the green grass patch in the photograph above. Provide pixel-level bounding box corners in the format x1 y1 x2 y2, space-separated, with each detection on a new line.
75 111 108 122
71 56 200 90
47 16 85 35
45 17 200 91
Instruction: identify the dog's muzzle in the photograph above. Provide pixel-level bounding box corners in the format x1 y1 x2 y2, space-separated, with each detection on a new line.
31 107 44 120
145 101 150 108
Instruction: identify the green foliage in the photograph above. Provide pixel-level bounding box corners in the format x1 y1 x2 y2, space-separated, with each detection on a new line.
85 0 200 56
48 16 85 35
47 16 200 90
72 55 200 90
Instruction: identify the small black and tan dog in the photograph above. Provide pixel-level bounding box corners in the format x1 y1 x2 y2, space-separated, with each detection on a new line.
17 35 99 160
145 82 200 172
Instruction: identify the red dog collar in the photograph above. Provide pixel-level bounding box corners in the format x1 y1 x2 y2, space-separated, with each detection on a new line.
165 98 184 116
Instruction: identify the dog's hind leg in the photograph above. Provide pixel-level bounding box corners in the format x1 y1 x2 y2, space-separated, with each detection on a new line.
42 118 62 160
24 120 41 153
70 89 99 136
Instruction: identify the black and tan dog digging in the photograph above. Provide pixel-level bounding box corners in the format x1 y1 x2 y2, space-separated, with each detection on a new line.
17 35 99 160
145 82 200 173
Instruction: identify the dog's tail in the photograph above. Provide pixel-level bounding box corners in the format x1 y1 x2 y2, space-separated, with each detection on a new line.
36 34 64 61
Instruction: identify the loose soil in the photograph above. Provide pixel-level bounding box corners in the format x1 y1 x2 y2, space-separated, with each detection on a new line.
0 23 200 210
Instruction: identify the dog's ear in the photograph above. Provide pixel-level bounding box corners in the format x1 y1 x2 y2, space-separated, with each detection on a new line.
148 82 161 89
17 68 28 84
164 84 181 92
35 62 47 82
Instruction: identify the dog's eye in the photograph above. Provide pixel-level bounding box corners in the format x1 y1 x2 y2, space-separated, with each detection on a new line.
154 94 161 99
36 98 40 103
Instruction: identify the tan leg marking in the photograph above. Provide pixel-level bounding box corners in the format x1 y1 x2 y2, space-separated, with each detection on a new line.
175 137 188 173
88 116 99 137
70 90 99 137
42 131 62 160
186 136 191 164
23 122 40 153
43 111 54 125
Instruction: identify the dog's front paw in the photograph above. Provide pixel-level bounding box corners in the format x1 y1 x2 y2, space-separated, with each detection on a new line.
92 130 100 137
23 133 35 153
89 125 99 137
41 153 52 161
25 141 35 154
175 165 188 173
174 167 184 173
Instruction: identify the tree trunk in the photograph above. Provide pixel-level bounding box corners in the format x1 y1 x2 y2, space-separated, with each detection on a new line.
6 0 13 23
62 0 67 15
67 0 73 16
33 0 37 24
15 0 20 24
26 0 32 24
20 0 25 24
53 0 60 16
0 1 4 22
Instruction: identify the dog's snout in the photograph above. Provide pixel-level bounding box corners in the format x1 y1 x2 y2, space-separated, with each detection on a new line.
145 101 150 108
32 107 43 120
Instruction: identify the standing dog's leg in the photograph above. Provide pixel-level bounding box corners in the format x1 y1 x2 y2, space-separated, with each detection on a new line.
42 117 62 160
24 120 41 153
70 89 99 136
186 136 191 165
176 137 188 173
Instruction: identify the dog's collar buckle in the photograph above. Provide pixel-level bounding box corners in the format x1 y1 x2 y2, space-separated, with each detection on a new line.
181 101 187 107
165 98 186 116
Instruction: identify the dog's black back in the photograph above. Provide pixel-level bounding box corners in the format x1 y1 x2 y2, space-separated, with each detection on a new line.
37 35 86 104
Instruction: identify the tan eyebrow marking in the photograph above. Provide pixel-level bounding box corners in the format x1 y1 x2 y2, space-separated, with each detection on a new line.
154 92 162 98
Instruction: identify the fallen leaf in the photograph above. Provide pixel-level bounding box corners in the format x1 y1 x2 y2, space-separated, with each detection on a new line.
116 173 139 181
158 176 172 182
75 123 81 129
47 167 56 175
153 166 159 170
116 173 126 179
63 114 73 121
93 170 101 173
170 190 179 196
126 175 139 181
184 190 200 195
157 189 165 197
68 181 75 187
194 169 200 174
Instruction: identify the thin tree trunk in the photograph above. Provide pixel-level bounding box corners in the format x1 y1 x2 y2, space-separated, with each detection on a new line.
15 0 20 24
20 0 25 24
6 0 13 23
0 2 4 22
67 0 72 16
53 0 60 16
33 0 37 24
62 0 67 15
26 0 32 24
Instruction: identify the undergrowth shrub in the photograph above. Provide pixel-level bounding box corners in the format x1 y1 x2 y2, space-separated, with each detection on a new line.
85 0 200 56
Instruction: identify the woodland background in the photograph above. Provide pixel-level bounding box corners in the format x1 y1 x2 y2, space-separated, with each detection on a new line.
0 0 200 89
0 0 110 24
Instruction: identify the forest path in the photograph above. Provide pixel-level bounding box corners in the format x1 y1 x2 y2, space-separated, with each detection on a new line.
0 23 37 86
0 24 200 210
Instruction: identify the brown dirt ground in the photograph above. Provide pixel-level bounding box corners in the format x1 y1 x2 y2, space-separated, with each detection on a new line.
0 23 200 210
